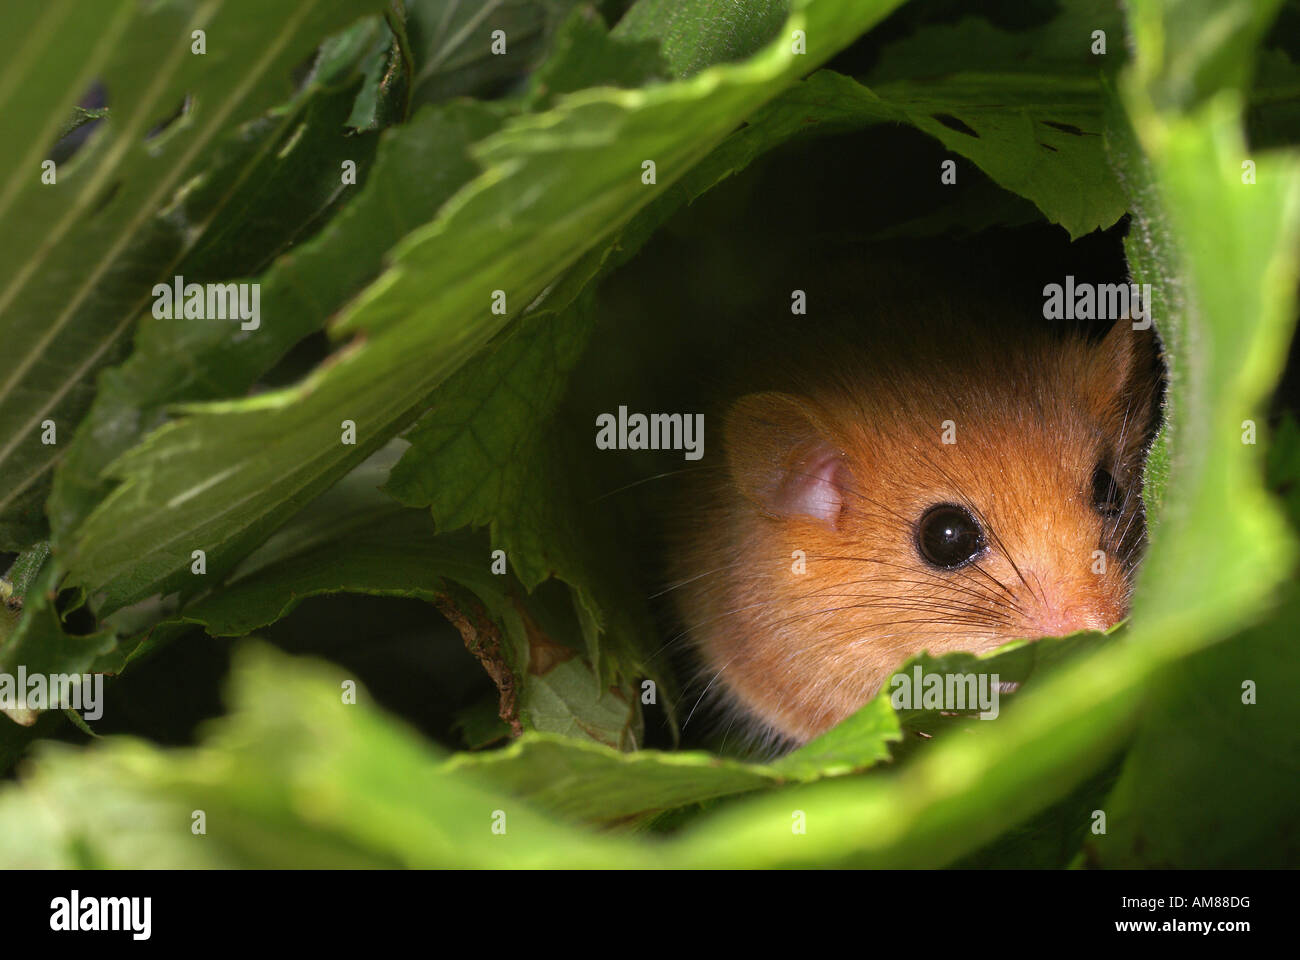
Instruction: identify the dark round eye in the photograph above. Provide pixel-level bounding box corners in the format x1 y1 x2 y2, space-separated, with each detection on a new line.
1092 466 1124 517
916 504 986 569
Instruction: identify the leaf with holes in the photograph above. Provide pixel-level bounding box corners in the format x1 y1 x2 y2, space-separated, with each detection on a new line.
0 0 388 550
46 97 501 549
57 0 908 618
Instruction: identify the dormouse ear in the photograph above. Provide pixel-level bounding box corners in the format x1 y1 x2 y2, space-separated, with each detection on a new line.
1091 319 1164 464
725 392 847 526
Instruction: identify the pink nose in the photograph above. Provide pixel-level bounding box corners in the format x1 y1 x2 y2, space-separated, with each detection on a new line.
1028 606 1116 637
1024 576 1125 638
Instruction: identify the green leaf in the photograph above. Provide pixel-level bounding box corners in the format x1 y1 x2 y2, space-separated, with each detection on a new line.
0 643 634 868
883 630 1111 763
382 273 657 692
516 653 640 748
1090 585 1300 866
446 734 779 824
0 0 388 550
1074 0 1300 867
46 5 652 701
1127 0 1284 113
0 0 137 547
55 106 112 142
0 558 115 727
613 0 789 78
184 514 444 639
1118 2 1300 652
48 99 502 547
1 541 51 602
526 5 667 108
404 0 581 106
849 2 1129 238
59 0 908 619
338 15 409 131
456 643 1132 826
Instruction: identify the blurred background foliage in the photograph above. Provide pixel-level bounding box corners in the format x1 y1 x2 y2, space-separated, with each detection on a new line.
0 0 1297 866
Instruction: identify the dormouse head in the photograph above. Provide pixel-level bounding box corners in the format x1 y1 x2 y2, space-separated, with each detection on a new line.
701 317 1164 743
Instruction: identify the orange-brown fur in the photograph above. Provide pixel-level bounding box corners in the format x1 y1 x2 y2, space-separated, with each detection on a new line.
673 309 1163 747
